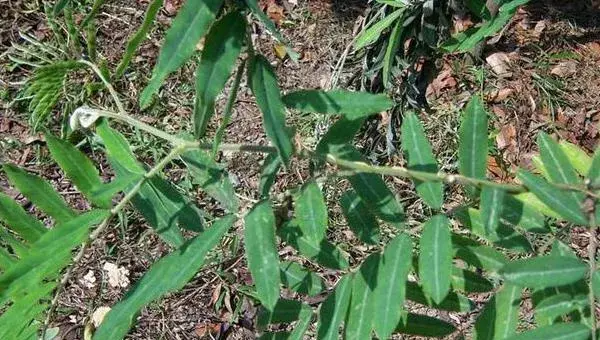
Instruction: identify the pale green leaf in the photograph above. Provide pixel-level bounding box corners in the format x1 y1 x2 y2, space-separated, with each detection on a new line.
401 111 444 209
480 187 505 236
193 11 245 138
139 0 224 108
535 293 587 326
340 190 379 244
279 261 325 297
501 256 587 288
295 180 327 242
501 195 549 234
451 267 494 293
3 164 76 224
419 215 452 304
458 96 488 196
244 201 280 310
0 193 46 243
560 141 592 175
373 234 412 339
248 55 295 166
345 253 379 340
317 275 352 340
587 147 600 186
281 90 393 120
594 270 600 300
507 323 590 340
513 192 561 219
94 215 235 340
473 284 521 340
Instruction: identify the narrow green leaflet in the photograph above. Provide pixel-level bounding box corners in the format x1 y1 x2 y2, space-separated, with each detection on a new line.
295 180 327 242
560 141 592 175
345 253 379 340
193 11 245 138
501 256 587 288
458 96 488 196
535 293 587 326
480 187 505 236
315 118 364 156
507 323 590 340
289 306 312 340
114 0 163 79
451 267 494 293
3 164 76 223
473 284 521 340
257 299 311 329
0 282 55 340
259 153 281 198
517 170 587 225
244 201 280 310
594 270 600 300
588 147 600 186
355 8 404 50
340 190 379 244
452 234 507 272
383 19 404 86
279 261 325 296
94 215 235 340
373 234 413 339
395 313 456 338
278 222 349 270
501 195 549 234
317 275 352 340
139 0 224 108
46 133 110 208
419 215 452 304
0 228 28 258
180 149 239 212
513 192 561 220
0 193 46 243
401 111 443 209
406 282 474 312
248 55 295 166
281 90 393 120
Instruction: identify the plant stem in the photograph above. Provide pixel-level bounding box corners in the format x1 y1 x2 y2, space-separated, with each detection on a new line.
42 145 186 337
589 204 598 339
79 59 126 114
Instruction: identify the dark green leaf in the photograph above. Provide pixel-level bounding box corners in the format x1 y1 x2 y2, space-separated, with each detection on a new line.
94 215 235 339
395 313 456 338
401 111 443 209
373 234 413 339
279 261 325 297
248 55 295 166
259 153 281 198
315 118 364 156
507 323 590 340
406 281 474 313
383 19 404 86
345 253 379 340
517 170 587 225
501 256 587 288
244 201 280 310
46 133 110 208
0 193 46 243
3 164 76 224
458 96 488 196
473 284 521 340
340 190 379 244
480 187 505 236
452 234 508 272
289 305 312 340
257 299 310 328
282 90 393 120
139 0 224 107
594 270 600 300
317 275 352 340
501 195 549 234
181 149 239 212
193 11 245 138
451 267 494 293
295 181 327 242
419 215 452 304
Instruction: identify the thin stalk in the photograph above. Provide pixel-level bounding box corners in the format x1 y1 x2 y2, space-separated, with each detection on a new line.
212 59 246 158
42 145 186 338
79 59 126 114
589 203 598 339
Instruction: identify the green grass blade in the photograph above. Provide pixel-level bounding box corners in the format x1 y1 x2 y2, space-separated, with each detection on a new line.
248 55 295 166
458 96 488 196
114 0 163 79
281 90 393 120
401 111 444 209
244 201 281 310
139 0 224 108
419 215 452 304
94 215 235 340
344 253 379 339
295 180 327 242
354 8 404 50
3 164 76 223
193 11 245 138
279 261 325 296
473 284 521 340
383 19 404 87
373 234 412 339
500 256 587 288
480 187 505 236
0 193 46 243
340 190 379 244
46 133 110 208
507 323 590 340
317 274 352 340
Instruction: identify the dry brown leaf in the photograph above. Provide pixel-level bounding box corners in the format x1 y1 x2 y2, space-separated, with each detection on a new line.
486 52 512 78
487 87 514 103
266 2 285 25
426 69 457 99
550 60 578 78
195 322 221 338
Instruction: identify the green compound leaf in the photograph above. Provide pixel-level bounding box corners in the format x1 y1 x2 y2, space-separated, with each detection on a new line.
0 193 47 243
139 0 224 108
316 274 352 340
373 234 413 339
244 201 281 310
282 90 393 120
458 96 488 196
419 215 452 304
94 215 235 340
193 11 245 138
401 111 444 209
248 55 295 166
295 180 327 242
501 256 587 289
